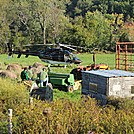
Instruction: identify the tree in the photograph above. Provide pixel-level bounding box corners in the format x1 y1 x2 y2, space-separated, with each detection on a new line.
104 13 124 50
119 20 134 42
74 0 93 17
0 0 13 52
130 0 134 18
61 11 112 50
84 11 111 50
31 0 70 44
47 9 70 43
12 0 34 43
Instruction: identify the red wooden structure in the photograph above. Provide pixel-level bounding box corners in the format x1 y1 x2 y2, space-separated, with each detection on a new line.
116 42 134 72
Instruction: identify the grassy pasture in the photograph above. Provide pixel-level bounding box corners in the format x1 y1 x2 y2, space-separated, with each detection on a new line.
0 54 134 134
0 53 115 70
78 53 115 68
0 53 115 101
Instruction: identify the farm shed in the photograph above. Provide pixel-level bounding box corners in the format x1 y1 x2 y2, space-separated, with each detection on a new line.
82 70 134 105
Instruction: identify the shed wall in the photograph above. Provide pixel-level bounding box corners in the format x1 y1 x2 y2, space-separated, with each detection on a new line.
82 72 108 105
82 71 134 105
108 77 134 98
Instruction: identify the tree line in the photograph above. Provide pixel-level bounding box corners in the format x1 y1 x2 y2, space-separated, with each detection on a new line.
0 0 134 53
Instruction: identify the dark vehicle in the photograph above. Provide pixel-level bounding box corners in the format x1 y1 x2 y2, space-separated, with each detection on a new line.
8 43 83 65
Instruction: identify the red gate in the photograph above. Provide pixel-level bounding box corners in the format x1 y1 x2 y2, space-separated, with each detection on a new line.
116 42 134 72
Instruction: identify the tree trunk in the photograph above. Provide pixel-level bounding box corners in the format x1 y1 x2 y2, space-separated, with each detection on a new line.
43 18 46 45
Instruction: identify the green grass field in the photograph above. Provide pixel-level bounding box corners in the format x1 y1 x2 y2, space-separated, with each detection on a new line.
0 53 115 101
1 54 134 134
0 53 115 69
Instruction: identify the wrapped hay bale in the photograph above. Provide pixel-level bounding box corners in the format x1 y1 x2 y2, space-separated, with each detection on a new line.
7 63 22 72
0 71 17 79
32 62 46 68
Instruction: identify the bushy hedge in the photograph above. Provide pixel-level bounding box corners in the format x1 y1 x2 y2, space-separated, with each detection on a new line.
10 98 133 134
0 78 29 112
0 78 29 133
0 78 134 134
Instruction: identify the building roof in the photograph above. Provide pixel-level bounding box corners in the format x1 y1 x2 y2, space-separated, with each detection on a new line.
83 69 134 78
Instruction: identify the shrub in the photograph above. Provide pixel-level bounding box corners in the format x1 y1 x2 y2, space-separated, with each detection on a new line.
0 78 29 113
107 96 134 112
0 78 134 134
10 97 134 133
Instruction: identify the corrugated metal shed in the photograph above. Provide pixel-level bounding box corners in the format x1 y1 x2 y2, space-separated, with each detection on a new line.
84 69 134 77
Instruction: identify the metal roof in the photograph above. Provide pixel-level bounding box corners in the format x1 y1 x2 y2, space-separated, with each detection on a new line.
83 69 134 78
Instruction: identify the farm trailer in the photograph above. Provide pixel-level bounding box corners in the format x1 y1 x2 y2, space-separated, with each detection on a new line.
48 72 81 92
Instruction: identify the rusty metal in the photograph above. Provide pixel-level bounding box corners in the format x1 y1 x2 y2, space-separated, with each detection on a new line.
116 42 134 72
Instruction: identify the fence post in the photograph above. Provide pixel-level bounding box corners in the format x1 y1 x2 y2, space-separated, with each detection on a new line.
29 97 33 109
8 109 12 134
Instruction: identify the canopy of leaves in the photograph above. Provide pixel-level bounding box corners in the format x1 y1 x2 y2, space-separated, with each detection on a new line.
0 0 134 52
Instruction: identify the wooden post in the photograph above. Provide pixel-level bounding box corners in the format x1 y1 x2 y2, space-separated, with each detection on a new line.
8 109 12 134
29 97 33 109
118 44 120 70
116 43 118 69
93 53 95 65
125 44 127 71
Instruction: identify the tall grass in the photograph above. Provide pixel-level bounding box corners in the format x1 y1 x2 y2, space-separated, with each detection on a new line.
2 97 134 134
0 78 29 133
0 78 133 133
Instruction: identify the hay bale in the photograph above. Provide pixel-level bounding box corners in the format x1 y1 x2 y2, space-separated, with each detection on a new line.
0 71 17 79
32 68 42 76
6 63 22 72
12 63 19 65
32 62 46 68
31 68 42 79
32 68 42 75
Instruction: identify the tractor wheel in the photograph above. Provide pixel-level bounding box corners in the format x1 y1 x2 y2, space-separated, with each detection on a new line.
67 85 74 93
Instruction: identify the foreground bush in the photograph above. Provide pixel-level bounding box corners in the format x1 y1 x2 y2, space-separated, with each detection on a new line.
0 78 134 133
0 78 29 112
107 96 134 112
5 97 133 134
0 78 29 133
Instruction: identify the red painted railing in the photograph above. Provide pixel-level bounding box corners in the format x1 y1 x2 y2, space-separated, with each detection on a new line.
116 42 134 72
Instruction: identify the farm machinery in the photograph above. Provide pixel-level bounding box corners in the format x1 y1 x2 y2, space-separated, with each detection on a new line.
30 62 108 92
47 54 110 90
23 68 81 93
70 54 110 80
23 54 109 92
70 64 110 80
48 72 81 92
